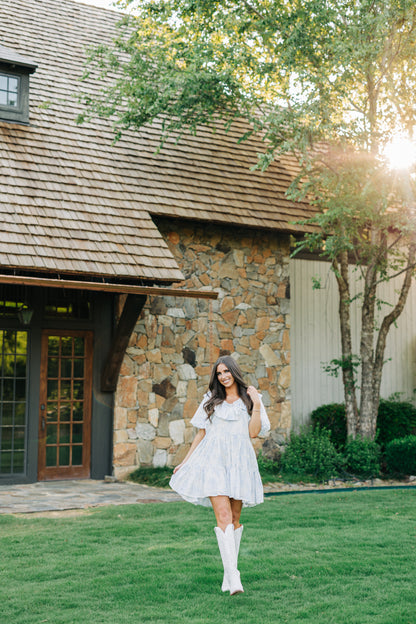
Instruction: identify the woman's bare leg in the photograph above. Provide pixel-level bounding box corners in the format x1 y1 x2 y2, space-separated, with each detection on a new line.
210 495 233 530
230 498 243 529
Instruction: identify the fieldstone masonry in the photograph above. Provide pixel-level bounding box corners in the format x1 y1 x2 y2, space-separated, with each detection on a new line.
113 220 291 479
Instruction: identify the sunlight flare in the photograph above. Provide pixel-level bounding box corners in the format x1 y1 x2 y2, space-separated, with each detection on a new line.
384 137 416 170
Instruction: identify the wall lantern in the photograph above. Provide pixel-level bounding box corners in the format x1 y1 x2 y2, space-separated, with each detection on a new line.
18 305 34 326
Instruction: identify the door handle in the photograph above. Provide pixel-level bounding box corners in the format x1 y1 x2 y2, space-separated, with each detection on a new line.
40 404 46 431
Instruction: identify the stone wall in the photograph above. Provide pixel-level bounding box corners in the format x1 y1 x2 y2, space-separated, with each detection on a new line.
113 219 291 479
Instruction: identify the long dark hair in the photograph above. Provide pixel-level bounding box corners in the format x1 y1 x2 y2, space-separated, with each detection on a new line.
203 355 253 418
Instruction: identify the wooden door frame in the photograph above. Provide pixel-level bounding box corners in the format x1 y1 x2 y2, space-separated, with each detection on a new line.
38 329 93 481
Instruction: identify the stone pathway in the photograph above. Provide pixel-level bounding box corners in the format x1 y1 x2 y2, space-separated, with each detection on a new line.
0 479 182 515
0 478 414 515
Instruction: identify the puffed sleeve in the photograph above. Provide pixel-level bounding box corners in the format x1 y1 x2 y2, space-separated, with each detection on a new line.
258 396 271 437
190 393 210 429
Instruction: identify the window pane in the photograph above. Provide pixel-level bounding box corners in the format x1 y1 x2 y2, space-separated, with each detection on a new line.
16 332 27 354
60 379 72 399
13 451 25 473
3 379 14 401
0 451 12 472
59 446 70 466
74 337 85 356
72 423 83 444
15 403 26 426
48 336 60 356
7 94 17 107
47 357 59 378
73 402 83 421
46 446 57 467
46 424 57 444
73 381 84 400
60 403 71 422
1 427 13 450
2 403 13 426
3 355 15 377
46 404 58 423
0 75 7 90
15 355 26 377
47 379 59 399
72 445 82 466
8 77 18 92
61 358 72 378
14 427 25 450
0 91 7 106
61 337 72 357
73 359 84 378
15 379 26 401
59 423 71 444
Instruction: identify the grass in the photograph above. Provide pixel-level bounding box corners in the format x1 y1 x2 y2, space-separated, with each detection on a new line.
1 489 415 624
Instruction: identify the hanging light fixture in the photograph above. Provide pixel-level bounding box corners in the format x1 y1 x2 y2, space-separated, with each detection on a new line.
18 305 34 326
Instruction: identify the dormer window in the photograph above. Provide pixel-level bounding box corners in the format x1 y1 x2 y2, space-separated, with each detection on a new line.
0 45 37 124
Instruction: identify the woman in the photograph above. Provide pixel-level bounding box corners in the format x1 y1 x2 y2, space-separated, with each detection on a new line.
169 355 270 595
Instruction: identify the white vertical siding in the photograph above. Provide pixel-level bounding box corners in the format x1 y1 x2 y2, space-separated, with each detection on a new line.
290 258 416 427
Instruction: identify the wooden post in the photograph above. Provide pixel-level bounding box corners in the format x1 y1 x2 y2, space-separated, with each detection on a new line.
101 294 147 392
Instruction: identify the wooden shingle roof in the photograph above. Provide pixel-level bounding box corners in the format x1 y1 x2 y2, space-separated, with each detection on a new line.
0 0 311 283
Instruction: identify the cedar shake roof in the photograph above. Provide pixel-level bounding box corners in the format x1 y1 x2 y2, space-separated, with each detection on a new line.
0 0 312 283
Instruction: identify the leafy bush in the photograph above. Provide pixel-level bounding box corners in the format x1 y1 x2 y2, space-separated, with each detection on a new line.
128 466 172 488
310 403 347 449
280 428 342 481
385 436 416 475
257 451 281 483
343 437 381 478
311 399 416 450
377 399 416 447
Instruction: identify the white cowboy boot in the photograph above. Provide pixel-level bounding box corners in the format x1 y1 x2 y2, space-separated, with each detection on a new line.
214 524 244 595
221 525 244 592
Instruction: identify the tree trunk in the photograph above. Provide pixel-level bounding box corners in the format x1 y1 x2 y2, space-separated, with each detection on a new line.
359 257 378 439
333 253 359 437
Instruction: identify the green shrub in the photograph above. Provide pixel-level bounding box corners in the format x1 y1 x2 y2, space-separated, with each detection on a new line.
343 437 381 478
385 435 416 475
377 399 416 447
128 466 172 488
257 452 281 483
310 403 347 449
280 427 342 481
311 399 416 450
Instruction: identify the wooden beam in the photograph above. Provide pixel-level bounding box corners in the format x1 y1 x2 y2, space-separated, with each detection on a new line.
101 294 147 392
0 274 218 300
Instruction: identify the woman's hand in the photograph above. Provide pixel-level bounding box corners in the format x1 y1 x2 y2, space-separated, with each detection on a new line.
246 385 261 407
173 462 184 474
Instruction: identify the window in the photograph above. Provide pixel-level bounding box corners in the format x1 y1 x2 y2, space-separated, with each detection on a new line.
0 330 28 476
0 73 20 108
0 45 37 123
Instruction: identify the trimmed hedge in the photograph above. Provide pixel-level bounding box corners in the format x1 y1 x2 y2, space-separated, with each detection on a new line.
311 399 416 449
385 436 416 475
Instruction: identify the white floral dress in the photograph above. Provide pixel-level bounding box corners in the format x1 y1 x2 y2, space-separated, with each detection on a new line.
169 394 270 508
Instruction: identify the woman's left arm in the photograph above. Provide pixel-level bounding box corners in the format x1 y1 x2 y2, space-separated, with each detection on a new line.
246 386 262 438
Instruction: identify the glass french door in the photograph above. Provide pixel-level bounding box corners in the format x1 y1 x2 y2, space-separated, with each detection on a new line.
38 330 93 480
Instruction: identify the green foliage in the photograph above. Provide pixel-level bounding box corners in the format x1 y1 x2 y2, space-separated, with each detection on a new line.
256 451 281 483
280 427 342 481
311 399 416 450
385 435 416 475
343 437 381 478
311 403 347 449
377 398 416 447
128 465 172 488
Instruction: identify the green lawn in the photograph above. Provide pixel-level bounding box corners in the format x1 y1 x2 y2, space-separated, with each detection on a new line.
1 490 415 624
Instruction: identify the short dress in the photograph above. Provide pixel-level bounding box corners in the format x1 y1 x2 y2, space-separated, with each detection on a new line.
169 393 270 508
